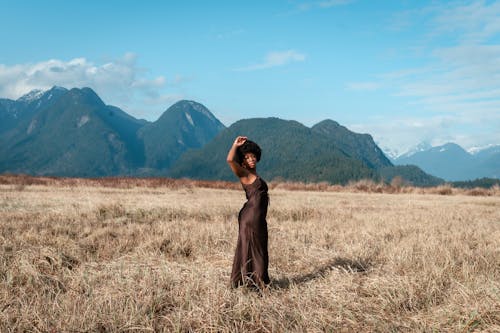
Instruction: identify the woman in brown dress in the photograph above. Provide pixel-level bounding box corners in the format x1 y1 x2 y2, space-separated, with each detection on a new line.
226 136 270 289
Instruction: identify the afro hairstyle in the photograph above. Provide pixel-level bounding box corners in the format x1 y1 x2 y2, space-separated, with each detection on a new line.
236 140 262 164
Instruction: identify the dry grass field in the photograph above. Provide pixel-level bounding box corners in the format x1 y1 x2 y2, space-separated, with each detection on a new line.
1 177 499 332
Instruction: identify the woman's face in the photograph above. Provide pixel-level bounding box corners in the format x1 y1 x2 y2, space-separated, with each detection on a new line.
242 152 257 170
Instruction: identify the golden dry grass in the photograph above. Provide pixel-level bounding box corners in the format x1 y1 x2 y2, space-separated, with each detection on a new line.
1 178 499 332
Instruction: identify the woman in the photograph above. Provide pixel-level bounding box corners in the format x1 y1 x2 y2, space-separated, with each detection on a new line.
226 136 270 289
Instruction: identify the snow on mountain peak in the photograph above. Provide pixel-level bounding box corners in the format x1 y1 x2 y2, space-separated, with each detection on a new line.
395 141 433 159
467 144 500 155
17 89 45 103
379 146 401 160
16 86 68 104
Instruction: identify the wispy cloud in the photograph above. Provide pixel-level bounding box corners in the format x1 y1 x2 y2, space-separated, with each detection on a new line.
234 50 306 71
356 1 500 150
0 53 186 120
389 44 500 114
432 0 500 44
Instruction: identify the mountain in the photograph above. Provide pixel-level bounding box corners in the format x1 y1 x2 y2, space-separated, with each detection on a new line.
398 142 433 160
0 86 454 185
0 99 19 134
394 143 500 181
169 117 441 186
379 145 401 161
170 117 388 184
0 88 146 176
0 88 226 177
472 145 500 179
473 145 500 160
311 119 392 169
138 100 225 172
0 86 68 135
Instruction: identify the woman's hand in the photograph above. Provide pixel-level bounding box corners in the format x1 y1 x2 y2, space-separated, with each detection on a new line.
233 136 247 147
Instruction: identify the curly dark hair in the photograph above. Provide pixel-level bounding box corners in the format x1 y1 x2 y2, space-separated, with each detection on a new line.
236 140 262 164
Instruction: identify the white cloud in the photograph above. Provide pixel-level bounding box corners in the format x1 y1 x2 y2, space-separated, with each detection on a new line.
234 50 306 71
0 53 186 120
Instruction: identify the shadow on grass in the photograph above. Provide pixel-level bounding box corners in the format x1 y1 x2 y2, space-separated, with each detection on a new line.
270 257 371 290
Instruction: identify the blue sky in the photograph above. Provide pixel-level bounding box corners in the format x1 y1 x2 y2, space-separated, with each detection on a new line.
1 0 499 155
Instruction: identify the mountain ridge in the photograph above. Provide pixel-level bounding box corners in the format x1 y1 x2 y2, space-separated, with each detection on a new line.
168 117 380 184
0 87 225 176
138 99 226 172
0 87 463 185
311 119 392 169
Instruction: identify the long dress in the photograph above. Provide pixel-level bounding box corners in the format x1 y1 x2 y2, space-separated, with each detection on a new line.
230 176 270 288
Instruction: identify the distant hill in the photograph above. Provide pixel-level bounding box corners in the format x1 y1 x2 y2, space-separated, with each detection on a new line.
394 143 500 181
138 100 225 173
169 117 440 186
0 88 145 176
0 86 68 135
311 119 392 169
169 117 377 184
0 86 447 185
472 145 500 179
0 87 224 176
0 99 20 134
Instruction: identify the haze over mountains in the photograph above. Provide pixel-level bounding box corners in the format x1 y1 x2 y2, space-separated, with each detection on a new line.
0 86 496 184
392 143 500 181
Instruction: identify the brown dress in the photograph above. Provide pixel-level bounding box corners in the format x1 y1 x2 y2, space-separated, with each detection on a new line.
230 176 270 288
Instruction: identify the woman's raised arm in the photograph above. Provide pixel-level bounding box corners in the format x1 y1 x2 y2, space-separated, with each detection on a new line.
227 136 249 179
